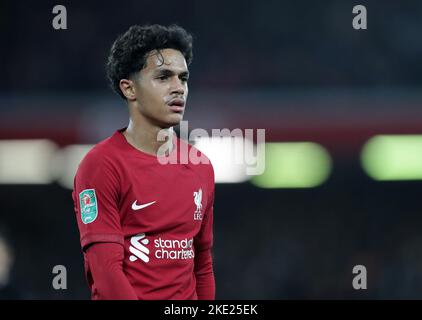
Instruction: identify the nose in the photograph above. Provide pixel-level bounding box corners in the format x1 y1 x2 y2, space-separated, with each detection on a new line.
170 77 185 95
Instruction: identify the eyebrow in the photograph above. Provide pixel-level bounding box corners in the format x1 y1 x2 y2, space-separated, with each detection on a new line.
154 69 189 78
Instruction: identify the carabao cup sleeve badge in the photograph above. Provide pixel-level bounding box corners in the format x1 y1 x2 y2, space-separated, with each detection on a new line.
79 189 98 224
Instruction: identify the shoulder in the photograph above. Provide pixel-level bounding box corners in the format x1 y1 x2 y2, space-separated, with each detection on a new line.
76 135 120 178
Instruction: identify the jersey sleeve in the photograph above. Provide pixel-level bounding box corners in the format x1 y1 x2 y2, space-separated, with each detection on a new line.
86 243 138 300
72 150 124 251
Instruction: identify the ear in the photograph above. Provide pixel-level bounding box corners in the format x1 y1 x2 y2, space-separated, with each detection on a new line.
119 79 136 101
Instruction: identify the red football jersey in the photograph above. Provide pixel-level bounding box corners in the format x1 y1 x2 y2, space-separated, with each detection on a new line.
72 128 215 299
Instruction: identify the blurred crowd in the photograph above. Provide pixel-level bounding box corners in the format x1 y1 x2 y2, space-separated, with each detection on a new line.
1 1 422 96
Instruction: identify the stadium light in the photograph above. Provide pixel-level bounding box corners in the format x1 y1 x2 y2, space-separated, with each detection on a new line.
194 136 254 183
251 142 332 188
361 135 422 181
54 144 94 189
0 139 58 184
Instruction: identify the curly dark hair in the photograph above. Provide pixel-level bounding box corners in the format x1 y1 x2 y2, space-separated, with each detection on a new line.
106 24 193 100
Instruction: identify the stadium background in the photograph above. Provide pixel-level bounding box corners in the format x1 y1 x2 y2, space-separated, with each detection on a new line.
1 0 422 299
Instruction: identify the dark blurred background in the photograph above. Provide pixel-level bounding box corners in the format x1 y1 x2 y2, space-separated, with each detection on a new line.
1 0 422 299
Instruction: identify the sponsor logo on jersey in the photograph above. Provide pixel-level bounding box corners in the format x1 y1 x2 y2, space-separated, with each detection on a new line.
129 233 150 263
79 189 98 224
129 233 194 263
193 188 203 220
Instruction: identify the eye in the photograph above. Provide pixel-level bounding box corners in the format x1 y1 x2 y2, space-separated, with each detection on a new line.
157 75 168 81
180 76 189 82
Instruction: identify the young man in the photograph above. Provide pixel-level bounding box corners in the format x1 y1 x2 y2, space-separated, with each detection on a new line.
72 24 215 300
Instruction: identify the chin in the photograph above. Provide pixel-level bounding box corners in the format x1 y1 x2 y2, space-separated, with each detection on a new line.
163 114 184 127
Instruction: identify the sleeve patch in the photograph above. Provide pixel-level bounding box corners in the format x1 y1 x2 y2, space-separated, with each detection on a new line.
79 189 98 224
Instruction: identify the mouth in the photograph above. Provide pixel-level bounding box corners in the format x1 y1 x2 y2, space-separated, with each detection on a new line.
167 98 185 113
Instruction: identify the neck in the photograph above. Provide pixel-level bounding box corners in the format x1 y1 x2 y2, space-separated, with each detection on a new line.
123 116 174 157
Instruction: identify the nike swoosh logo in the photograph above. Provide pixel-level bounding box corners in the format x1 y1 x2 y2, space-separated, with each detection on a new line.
132 200 156 211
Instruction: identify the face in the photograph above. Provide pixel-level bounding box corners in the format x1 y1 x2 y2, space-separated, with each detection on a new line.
128 48 189 128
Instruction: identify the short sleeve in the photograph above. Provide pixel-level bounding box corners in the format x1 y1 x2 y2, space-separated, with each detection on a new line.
72 151 124 251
